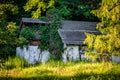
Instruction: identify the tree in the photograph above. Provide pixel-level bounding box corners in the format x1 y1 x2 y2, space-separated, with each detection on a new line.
24 0 54 18
0 0 26 58
55 0 100 21
24 0 100 21
84 0 120 61
0 0 18 25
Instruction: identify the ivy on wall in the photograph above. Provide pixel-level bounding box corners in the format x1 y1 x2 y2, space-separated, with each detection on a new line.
20 8 64 60
20 27 36 40
39 8 64 60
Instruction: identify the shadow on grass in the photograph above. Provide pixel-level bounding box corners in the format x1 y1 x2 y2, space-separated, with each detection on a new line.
0 74 120 80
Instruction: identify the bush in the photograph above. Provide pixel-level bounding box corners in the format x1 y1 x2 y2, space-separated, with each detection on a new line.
20 28 36 40
3 56 29 69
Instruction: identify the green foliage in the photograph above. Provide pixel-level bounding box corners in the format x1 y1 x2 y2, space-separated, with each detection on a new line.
0 0 27 57
20 28 36 40
55 0 101 21
54 1 72 19
39 8 64 59
0 22 18 55
38 25 50 50
76 0 101 21
85 0 120 61
0 22 28 57
23 0 100 21
0 1 18 25
0 22 17 45
78 5 92 19
24 0 54 18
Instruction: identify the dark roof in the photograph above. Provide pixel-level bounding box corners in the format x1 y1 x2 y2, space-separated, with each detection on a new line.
21 18 47 24
58 20 99 45
20 17 50 29
61 20 98 30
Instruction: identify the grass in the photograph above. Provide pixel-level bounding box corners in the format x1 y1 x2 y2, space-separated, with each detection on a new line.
0 57 120 80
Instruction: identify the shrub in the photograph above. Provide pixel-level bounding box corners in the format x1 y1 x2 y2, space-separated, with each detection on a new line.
20 28 36 40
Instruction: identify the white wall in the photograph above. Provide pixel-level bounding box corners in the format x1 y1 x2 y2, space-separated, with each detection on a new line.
62 45 80 62
62 45 93 62
112 56 120 63
16 46 50 64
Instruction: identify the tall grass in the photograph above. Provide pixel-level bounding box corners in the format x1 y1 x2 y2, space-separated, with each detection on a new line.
0 56 29 69
0 57 120 80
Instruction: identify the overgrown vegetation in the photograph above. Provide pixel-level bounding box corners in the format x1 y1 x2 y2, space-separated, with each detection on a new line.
20 28 36 40
0 58 120 80
0 0 101 58
0 22 24 59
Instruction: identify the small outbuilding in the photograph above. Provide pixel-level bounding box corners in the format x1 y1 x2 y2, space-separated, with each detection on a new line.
58 20 99 62
16 18 50 64
20 18 49 45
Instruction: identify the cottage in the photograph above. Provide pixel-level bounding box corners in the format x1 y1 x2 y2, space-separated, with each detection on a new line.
16 18 50 64
58 20 99 62
17 18 120 63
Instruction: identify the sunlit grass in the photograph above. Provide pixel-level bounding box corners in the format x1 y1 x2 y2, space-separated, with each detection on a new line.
0 58 120 80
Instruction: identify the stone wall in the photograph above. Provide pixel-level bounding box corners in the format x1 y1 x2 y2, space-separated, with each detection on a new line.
16 46 50 64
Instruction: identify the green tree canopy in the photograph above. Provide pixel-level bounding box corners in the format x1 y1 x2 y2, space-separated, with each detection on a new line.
85 0 120 61
0 0 26 57
24 0 54 18
0 0 18 25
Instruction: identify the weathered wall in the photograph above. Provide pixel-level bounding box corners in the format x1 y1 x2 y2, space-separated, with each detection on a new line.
112 56 120 63
62 45 80 62
62 45 120 63
16 46 50 64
